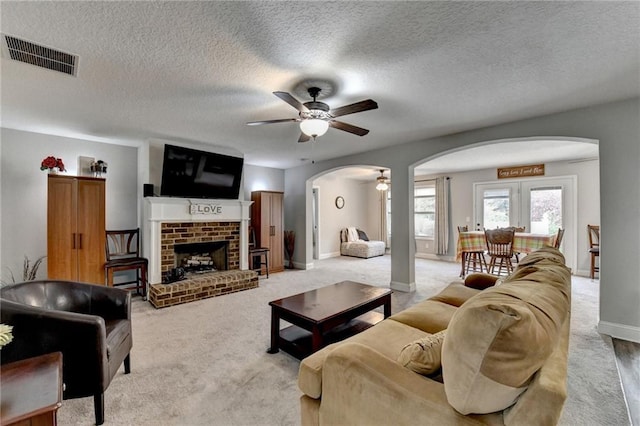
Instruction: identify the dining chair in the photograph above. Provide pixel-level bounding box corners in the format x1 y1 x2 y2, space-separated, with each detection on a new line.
554 228 565 249
485 227 516 276
457 225 487 276
587 225 599 279
105 228 148 298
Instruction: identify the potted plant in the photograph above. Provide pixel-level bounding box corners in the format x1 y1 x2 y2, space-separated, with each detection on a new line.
40 156 66 173
90 160 108 177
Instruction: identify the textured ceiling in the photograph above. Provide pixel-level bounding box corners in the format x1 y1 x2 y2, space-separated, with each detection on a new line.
1 1 638 169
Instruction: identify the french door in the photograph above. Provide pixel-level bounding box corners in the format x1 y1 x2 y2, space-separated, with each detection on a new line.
474 176 576 270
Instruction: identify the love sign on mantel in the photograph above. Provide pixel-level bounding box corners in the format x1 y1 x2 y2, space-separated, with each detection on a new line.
497 164 545 179
189 203 223 215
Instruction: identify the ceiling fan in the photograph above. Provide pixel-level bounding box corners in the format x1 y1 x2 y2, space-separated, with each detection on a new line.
247 87 378 142
375 169 390 191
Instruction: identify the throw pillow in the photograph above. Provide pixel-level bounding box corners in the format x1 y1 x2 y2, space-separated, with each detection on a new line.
357 229 370 241
463 273 499 290
397 329 446 375
347 227 359 242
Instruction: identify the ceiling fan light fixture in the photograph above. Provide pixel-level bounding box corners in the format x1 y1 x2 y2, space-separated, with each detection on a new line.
300 118 329 137
376 169 389 191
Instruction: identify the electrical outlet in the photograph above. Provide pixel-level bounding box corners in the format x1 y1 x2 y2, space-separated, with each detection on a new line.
425 242 429 249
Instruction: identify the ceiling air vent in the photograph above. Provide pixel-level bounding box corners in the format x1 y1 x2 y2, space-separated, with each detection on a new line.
1 34 78 76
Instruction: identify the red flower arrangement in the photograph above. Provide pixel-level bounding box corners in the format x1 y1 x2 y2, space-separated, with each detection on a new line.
40 156 66 172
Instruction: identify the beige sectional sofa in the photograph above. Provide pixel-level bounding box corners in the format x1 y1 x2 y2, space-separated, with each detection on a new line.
298 247 571 425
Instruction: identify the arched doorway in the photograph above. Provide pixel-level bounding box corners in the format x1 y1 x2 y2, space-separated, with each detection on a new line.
308 166 390 264
412 137 599 275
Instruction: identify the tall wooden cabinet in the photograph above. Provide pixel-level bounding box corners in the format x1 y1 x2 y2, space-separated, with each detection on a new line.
251 191 284 274
47 175 106 285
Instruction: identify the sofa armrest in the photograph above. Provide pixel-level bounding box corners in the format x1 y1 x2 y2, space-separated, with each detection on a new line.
318 342 502 425
503 316 570 425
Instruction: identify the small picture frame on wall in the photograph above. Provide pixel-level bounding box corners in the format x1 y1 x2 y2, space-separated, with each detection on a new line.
335 196 345 209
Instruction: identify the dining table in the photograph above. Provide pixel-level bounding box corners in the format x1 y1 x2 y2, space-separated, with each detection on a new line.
456 231 556 276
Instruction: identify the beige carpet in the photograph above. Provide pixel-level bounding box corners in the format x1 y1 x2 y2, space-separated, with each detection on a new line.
57 255 629 425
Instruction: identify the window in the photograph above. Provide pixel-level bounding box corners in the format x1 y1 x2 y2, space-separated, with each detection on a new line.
529 186 562 234
415 185 435 237
482 188 511 229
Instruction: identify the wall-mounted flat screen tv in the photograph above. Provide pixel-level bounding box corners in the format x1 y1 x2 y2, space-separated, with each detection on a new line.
160 144 244 199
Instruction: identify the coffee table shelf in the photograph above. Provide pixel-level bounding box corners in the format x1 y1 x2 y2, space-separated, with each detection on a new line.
278 311 384 360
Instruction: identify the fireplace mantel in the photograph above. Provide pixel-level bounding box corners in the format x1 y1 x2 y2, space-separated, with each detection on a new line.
143 197 253 285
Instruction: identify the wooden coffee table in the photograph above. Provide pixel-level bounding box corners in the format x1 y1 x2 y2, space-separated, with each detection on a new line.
267 281 392 359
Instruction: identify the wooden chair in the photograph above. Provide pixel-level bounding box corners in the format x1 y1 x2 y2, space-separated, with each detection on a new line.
588 225 600 279
485 227 516 276
457 225 487 277
249 226 269 278
105 228 148 297
554 228 565 249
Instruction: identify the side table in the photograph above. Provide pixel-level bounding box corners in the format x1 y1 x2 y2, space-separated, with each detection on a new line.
1 352 63 426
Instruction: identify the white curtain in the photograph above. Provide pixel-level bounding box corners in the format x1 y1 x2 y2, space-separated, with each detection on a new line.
436 177 450 254
379 190 388 247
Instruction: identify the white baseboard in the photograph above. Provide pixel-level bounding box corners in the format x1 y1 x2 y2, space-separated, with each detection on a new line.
292 261 314 270
598 321 640 343
573 269 593 278
391 281 415 293
319 252 340 260
415 253 456 263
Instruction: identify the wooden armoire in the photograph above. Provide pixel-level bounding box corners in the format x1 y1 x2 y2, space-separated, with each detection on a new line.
251 191 284 274
47 175 106 285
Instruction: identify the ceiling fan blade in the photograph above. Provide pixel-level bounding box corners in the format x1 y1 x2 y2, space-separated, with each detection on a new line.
329 120 370 136
298 133 311 143
329 99 378 118
246 118 299 126
273 91 309 112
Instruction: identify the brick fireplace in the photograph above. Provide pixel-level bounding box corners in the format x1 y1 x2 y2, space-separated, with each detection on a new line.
143 197 257 308
160 221 240 277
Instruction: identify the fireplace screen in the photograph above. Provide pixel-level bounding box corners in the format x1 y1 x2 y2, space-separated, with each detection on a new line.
174 241 229 274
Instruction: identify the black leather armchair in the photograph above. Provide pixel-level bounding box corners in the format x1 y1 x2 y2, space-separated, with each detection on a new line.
0 280 132 425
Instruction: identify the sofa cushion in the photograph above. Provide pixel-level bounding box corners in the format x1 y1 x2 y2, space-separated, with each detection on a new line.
441 247 571 415
397 329 446 375
389 300 457 334
428 282 481 307
298 319 429 399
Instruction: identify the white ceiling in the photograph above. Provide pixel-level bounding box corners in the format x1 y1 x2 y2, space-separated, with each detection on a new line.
1 2 638 170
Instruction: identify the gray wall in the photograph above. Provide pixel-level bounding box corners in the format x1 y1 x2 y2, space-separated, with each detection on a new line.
243 164 285 200
0 128 139 282
285 98 640 342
